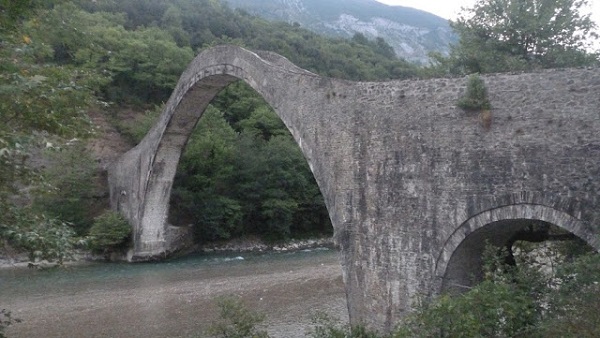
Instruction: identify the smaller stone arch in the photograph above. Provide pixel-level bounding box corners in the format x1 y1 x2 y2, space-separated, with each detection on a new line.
435 202 600 292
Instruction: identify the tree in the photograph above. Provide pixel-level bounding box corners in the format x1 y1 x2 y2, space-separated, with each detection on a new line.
237 106 287 141
170 106 242 242
0 3 97 265
1 210 77 264
87 211 131 254
33 142 103 236
25 3 193 103
432 0 599 74
160 5 190 47
540 253 600 337
0 0 36 29
393 242 600 338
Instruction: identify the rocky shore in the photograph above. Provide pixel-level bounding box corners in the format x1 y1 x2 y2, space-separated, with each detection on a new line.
0 250 102 269
0 236 335 269
198 236 335 253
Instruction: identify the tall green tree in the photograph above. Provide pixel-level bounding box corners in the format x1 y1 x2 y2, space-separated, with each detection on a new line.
170 106 242 241
432 0 599 74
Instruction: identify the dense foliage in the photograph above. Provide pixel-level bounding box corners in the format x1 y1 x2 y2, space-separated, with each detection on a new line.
396 244 600 337
73 0 420 90
0 1 98 264
32 143 103 235
168 83 331 242
87 210 131 253
431 0 599 74
22 2 194 103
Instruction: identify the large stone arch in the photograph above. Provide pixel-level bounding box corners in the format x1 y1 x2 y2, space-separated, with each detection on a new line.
435 195 600 292
108 46 339 259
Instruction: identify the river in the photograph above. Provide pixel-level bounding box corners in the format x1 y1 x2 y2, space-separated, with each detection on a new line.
0 248 347 338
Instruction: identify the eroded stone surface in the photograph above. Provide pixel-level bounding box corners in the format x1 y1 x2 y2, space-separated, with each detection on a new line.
108 45 600 332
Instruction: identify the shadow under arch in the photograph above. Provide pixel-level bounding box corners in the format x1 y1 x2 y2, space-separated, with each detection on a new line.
435 203 600 293
107 45 333 260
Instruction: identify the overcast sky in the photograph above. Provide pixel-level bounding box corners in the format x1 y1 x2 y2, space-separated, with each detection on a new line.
374 0 600 30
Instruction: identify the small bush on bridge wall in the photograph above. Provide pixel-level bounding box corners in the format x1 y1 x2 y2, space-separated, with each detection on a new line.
457 74 493 130
457 73 491 111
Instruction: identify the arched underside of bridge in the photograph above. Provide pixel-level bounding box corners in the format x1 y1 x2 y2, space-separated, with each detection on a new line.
436 202 600 293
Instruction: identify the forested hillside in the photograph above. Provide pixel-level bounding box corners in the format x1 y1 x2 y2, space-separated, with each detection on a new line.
0 0 427 255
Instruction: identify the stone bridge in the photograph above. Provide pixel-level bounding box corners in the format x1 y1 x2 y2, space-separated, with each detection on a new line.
108 45 600 332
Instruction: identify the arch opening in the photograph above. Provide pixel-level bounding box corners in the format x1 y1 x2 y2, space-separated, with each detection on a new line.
441 217 596 294
166 80 333 248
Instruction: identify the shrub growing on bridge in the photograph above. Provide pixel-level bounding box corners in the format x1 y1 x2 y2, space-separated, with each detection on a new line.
457 73 491 111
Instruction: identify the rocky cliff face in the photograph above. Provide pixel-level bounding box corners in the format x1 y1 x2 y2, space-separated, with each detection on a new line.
224 0 455 64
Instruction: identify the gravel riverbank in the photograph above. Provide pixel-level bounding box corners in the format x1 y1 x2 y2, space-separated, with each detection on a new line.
2 248 347 338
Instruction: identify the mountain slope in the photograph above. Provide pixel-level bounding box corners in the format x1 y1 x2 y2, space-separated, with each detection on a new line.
224 0 455 63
